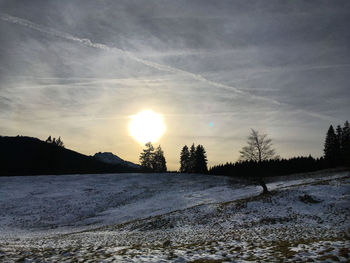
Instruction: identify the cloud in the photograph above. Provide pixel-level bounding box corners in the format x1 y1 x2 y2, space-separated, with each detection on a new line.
0 12 284 107
2 11 344 125
1 1 349 169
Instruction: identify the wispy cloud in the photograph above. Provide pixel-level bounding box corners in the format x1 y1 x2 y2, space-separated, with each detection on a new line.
3 11 346 124
0 13 283 106
1 1 349 169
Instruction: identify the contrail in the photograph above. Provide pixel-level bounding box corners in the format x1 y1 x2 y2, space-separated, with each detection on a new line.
0 13 282 106
1 13 341 122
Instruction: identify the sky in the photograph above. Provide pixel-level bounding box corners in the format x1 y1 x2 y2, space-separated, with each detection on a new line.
0 0 349 170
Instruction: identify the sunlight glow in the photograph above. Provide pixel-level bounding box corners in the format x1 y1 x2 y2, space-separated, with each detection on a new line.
129 110 166 144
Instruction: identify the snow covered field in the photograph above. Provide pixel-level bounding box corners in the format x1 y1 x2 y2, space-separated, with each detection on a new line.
0 171 349 262
0 173 260 236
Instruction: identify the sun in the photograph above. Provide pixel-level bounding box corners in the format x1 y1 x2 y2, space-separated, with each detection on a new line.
129 110 166 144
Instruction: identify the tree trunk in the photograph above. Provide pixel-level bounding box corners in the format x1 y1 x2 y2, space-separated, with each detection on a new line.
259 179 269 194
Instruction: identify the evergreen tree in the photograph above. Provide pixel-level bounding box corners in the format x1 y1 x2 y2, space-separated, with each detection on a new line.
55 136 64 148
342 121 350 165
336 124 344 164
152 145 167 172
139 142 154 170
195 144 208 173
180 145 190 173
189 143 196 173
45 136 64 147
179 143 209 173
324 125 340 166
336 125 343 144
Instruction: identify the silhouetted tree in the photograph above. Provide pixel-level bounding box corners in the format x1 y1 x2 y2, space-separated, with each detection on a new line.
55 137 64 148
342 121 350 165
179 144 208 174
139 143 167 172
189 143 196 173
45 135 64 148
195 144 208 174
239 129 279 162
324 125 340 166
139 142 154 170
336 125 343 144
180 145 190 173
152 145 167 172
239 129 278 194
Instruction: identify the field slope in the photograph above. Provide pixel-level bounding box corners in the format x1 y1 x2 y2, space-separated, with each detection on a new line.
0 171 349 262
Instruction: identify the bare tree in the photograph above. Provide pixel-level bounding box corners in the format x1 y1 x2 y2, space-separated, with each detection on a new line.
239 129 279 162
239 129 279 194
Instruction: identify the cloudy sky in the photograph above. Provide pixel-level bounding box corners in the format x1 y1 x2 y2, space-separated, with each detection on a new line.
0 0 349 170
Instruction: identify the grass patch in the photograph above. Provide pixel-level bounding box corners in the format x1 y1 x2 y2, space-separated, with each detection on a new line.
317 254 340 261
259 216 292 225
298 194 322 204
218 190 279 212
338 247 349 258
272 240 297 258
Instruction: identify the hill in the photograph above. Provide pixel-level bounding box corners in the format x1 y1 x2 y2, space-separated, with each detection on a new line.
0 171 349 261
0 136 138 176
94 152 140 169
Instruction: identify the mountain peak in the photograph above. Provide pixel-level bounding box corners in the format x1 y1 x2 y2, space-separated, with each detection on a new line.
94 152 140 169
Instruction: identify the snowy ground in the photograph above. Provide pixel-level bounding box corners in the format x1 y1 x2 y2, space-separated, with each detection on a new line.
0 171 349 262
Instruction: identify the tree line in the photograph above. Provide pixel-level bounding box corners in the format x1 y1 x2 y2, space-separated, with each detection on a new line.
209 121 350 179
209 156 328 178
137 121 350 175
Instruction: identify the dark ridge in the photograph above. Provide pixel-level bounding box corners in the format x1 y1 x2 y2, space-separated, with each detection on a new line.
0 135 139 176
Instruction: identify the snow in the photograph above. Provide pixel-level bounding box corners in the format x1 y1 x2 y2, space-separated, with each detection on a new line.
0 171 349 262
0 173 258 236
94 152 140 168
